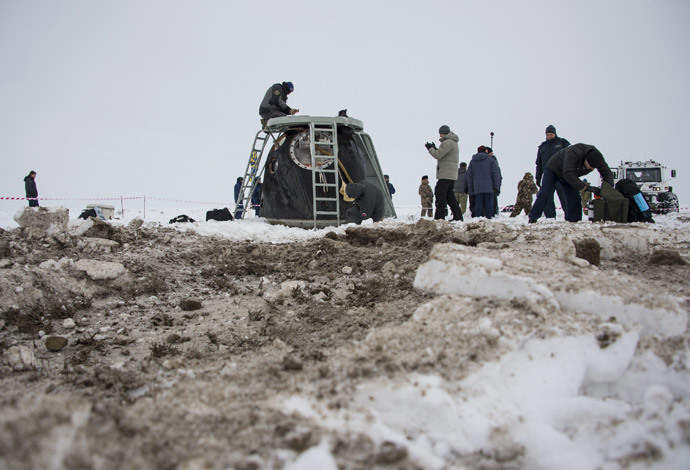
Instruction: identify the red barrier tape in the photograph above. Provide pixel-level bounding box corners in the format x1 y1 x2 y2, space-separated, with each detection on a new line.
0 196 143 201
1 196 232 205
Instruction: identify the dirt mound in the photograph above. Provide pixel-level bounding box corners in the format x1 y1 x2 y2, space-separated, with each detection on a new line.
0 214 688 469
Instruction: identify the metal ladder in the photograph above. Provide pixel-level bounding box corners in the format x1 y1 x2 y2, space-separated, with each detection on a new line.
236 128 273 218
309 121 340 228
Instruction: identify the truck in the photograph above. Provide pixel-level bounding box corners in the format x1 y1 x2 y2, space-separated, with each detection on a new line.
612 160 678 213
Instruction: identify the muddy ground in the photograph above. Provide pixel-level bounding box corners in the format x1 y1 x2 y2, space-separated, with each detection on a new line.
0 209 688 469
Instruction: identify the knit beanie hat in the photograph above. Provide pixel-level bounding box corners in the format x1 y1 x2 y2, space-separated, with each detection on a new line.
439 125 450 135
545 125 556 134
585 148 604 168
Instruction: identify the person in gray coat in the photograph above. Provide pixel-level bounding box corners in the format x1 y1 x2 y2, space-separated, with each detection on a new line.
425 125 463 221
465 146 501 219
259 81 299 122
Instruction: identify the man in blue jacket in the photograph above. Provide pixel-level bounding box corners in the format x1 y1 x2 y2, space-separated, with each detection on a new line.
465 146 501 219
384 175 395 198
251 177 262 216
535 125 570 218
234 177 244 219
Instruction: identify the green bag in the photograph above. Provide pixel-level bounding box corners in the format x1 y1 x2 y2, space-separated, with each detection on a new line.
588 182 629 223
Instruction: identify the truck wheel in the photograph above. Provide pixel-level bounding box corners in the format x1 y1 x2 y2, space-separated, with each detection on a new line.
657 192 679 213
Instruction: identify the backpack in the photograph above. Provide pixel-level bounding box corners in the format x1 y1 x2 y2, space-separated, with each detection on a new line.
206 207 233 222
614 178 654 223
169 214 196 224
78 208 98 220
588 182 629 223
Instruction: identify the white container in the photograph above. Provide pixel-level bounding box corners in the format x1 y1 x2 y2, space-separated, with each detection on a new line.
86 204 115 220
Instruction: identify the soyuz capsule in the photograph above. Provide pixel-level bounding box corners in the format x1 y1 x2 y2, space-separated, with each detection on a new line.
256 115 395 228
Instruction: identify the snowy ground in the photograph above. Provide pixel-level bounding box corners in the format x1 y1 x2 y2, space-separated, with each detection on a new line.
0 203 689 469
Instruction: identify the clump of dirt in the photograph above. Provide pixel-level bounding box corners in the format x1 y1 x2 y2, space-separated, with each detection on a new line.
649 249 688 266
574 237 602 265
179 298 202 311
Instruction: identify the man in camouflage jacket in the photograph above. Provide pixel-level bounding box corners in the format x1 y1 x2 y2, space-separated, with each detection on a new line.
419 175 434 217
510 172 538 217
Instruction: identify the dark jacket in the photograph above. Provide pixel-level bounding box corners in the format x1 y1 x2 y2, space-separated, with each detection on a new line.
491 155 503 194
251 183 262 205
454 166 466 192
234 181 242 202
464 152 501 195
345 181 385 222
546 143 614 191
259 82 292 116
536 136 570 185
24 174 37 198
386 182 396 196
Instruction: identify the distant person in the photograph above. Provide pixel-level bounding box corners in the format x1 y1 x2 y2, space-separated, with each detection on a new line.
509 172 538 217
529 144 614 223
486 148 502 215
234 177 244 219
465 146 501 219
425 125 463 221
341 181 385 224
454 162 468 214
535 125 571 218
259 81 299 124
24 170 38 207
384 174 395 197
252 177 262 216
419 175 434 217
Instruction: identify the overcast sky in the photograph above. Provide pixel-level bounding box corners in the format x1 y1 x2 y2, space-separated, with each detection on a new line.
1 0 689 210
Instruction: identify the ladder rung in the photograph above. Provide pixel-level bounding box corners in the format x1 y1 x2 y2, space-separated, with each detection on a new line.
315 212 339 216
314 183 337 188
315 197 338 202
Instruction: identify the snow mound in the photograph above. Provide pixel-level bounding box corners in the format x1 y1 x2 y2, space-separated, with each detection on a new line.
413 243 686 336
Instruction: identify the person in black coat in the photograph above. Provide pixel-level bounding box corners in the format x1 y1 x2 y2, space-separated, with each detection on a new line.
234 177 244 219
251 177 262 216
259 82 299 122
464 146 501 219
529 144 614 223
342 181 385 224
535 125 570 218
24 171 38 207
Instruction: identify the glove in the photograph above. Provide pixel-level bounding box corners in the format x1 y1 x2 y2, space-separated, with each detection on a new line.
589 185 601 197
425 142 434 150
